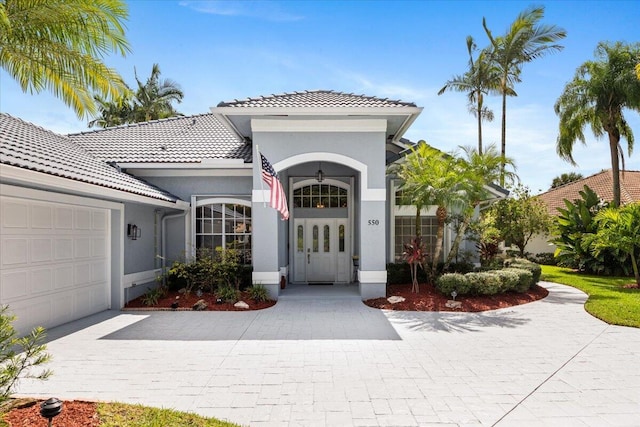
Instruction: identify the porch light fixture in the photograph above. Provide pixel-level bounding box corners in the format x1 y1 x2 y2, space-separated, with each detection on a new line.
315 162 324 182
127 224 141 240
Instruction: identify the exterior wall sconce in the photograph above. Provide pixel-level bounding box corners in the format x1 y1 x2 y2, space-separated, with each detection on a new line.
316 162 324 182
127 223 141 240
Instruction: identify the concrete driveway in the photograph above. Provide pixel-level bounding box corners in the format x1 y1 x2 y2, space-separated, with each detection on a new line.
17 282 640 426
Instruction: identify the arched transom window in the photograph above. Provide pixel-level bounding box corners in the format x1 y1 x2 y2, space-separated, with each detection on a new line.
195 203 251 264
292 184 348 208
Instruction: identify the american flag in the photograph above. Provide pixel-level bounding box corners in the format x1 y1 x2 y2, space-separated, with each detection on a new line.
260 153 289 220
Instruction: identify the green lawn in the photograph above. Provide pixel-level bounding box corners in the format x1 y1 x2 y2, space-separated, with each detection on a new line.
541 265 640 328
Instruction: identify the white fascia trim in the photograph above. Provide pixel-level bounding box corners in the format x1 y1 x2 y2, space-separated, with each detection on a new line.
0 165 186 210
251 118 387 133
116 162 251 169
1 183 122 211
253 271 280 284
252 189 271 203
392 108 423 143
214 106 423 117
358 270 388 283
211 112 247 140
128 169 252 177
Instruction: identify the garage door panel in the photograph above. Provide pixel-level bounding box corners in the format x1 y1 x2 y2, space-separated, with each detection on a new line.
2 238 28 266
0 196 111 336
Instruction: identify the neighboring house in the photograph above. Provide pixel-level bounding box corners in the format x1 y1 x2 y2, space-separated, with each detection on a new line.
529 169 640 255
1 89 502 335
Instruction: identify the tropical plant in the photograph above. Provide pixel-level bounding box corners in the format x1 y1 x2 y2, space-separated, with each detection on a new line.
555 41 640 207
392 142 466 273
469 210 502 266
402 236 427 292
490 185 552 256
444 144 518 269
483 5 566 185
0 0 130 118
438 36 500 154
591 203 640 286
248 284 270 303
89 63 184 127
141 285 167 306
551 172 584 189
0 306 52 403
216 286 240 303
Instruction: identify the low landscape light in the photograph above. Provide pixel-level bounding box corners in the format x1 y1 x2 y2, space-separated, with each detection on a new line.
40 397 63 427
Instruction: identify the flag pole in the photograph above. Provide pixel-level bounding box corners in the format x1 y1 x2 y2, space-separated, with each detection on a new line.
256 144 266 208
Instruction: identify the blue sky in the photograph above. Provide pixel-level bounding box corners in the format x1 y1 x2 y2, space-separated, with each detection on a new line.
2 0 639 194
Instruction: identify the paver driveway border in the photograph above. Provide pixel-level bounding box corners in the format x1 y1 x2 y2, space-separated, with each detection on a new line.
17 281 640 426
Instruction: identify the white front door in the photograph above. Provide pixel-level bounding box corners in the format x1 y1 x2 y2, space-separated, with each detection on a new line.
293 218 349 283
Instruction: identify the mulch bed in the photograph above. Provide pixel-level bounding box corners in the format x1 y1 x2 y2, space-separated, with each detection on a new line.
124 289 276 311
364 283 549 311
3 399 99 427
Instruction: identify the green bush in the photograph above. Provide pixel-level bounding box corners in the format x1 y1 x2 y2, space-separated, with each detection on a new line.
531 252 557 266
248 284 270 302
503 267 534 292
386 263 428 285
508 258 542 284
216 286 240 303
141 285 167 306
435 273 471 296
465 272 502 295
492 269 520 292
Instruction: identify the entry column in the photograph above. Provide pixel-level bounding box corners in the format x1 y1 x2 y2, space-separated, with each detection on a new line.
252 192 281 300
358 199 387 299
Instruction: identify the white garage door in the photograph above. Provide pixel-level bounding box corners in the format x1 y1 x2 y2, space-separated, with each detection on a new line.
0 196 110 336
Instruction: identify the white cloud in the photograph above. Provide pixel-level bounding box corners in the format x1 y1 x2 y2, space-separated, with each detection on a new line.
179 1 304 22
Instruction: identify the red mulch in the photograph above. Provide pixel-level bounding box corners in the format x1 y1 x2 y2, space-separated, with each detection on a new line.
124 289 276 311
3 399 99 427
364 283 549 311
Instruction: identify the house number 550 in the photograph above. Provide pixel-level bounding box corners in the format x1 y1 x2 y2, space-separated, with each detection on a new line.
368 219 380 226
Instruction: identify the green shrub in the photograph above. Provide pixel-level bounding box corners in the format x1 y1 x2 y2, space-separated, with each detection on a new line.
216 286 240 303
492 269 520 292
503 267 534 292
435 273 471 296
508 258 542 284
532 252 557 266
386 263 429 285
248 284 270 303
465 272 502 295
141 285 166 306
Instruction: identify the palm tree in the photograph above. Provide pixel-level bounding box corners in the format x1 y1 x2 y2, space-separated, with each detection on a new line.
555 41 640 207
0 0 130 118
550 172 583 189
483 5 566 185
444 144 518 269
89 63 183 127
394 142 466 274
131 63 184 122
438 36 501 154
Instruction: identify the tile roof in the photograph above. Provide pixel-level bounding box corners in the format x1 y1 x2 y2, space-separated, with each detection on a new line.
217 89 417 108
0 114 179 203
68 113 250 163
536 169 640 215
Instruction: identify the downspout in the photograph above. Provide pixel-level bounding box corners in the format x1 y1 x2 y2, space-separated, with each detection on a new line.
161 210 189 280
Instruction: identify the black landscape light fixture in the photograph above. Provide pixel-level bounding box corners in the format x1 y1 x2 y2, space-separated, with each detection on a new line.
40 397 63 427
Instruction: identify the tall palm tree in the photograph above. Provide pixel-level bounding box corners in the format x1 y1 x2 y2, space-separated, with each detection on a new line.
132 63 184 122
555 41 640 207
483 5 566 185
0 0 130 118
444 144 518 269
394 142 466 273
88 94 132 128
438 36 501 154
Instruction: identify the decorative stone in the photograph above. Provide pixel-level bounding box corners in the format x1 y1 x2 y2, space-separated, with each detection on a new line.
387 296 406 304
234 300 249 309
192 299 208 311
445 300 462 309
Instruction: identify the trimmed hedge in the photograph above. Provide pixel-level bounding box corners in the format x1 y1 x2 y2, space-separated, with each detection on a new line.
435 273 469 296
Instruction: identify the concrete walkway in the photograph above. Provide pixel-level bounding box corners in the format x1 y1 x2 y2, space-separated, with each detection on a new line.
18 282 640 426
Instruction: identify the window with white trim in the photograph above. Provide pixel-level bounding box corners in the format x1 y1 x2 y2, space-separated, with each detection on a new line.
394 216 439 263
292 184 347 208
195 203 251 264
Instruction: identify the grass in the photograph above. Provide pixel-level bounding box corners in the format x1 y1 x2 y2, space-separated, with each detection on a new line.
0 401 241 427
541 265 640 328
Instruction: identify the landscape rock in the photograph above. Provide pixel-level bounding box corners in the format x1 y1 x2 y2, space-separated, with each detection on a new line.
234 300 250 309
192 299 208 311
445 300 462 309
387 296 406 304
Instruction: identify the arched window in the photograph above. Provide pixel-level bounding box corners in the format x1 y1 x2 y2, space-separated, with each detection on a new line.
292 184 348 208
195 203 251 264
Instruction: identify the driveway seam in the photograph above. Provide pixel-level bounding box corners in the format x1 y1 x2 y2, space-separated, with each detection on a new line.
492 323 611 426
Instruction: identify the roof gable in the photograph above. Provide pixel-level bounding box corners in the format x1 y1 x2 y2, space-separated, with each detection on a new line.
68 113 250 163
537 169 640 215
217 89 417 108
0 114 178 202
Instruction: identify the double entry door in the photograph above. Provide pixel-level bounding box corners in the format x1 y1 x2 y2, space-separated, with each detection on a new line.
293 218 349 283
